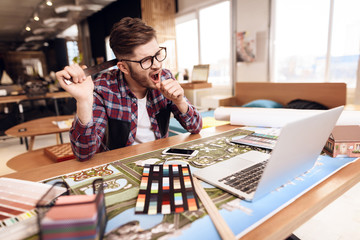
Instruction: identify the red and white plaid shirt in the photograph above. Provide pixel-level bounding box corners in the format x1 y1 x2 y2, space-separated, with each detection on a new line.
70 68 202 161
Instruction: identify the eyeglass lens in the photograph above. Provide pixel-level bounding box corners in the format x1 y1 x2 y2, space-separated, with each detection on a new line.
140 48 167 69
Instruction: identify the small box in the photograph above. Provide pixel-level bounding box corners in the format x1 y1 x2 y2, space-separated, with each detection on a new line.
37 179 107 240
44 143 75 162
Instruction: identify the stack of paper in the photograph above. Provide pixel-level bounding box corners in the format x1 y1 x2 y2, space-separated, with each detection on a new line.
214 107 360 127
40 194 106 239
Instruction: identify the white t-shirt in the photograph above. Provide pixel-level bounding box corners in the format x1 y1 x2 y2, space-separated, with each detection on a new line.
133 95 156 145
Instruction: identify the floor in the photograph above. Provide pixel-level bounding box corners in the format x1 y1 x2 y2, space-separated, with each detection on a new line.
0 134 359 239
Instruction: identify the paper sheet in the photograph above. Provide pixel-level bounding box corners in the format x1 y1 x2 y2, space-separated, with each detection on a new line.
214 107 360 127
52 119 74 129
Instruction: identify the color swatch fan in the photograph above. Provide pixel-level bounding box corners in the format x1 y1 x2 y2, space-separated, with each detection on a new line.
135 164 199 215
0 178 66 240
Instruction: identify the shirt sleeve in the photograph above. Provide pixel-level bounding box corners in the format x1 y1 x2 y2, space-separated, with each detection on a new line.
69 91 108 161
160 68 203 134
171 96 203 134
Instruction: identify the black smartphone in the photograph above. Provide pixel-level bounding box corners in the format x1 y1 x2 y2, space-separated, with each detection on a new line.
162 148 199 157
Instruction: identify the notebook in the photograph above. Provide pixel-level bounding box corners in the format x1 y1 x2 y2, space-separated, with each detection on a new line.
194 106 344 201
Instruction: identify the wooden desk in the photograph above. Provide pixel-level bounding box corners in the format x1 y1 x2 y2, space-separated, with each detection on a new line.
5 115 73 151
2 125 359 240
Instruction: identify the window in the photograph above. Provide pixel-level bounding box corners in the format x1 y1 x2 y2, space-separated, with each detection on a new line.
355 143 360 151
272 0 360 87
175 14 199 80
66 41 79 65
199 1 230 85
59 24 79 65
328 0 360 87
175 1 231 85
105 36 115 61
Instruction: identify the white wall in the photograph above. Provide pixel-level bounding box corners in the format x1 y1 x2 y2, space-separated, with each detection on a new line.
236 0 269 82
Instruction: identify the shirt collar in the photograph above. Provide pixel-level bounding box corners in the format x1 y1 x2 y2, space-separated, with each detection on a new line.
118 70 136 99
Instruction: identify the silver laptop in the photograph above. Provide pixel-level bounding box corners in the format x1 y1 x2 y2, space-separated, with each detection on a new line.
194 106 344 201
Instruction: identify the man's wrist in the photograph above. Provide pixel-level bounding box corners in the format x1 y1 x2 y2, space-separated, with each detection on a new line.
76 98 93 125
174 97 189 114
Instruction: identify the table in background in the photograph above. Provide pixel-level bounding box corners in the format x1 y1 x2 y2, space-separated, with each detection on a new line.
0 91 72 116
180 82 212 107
5 115 73 151
1 91 73 144
2 124 360 240
6 143 75 171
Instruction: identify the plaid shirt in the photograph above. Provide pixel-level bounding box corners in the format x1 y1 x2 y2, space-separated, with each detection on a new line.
70 68 202 161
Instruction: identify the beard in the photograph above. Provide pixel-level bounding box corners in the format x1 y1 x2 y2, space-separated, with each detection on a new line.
128 64 157 90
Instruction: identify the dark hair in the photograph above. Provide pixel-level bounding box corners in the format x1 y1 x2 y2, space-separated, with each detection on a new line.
109 17 156 59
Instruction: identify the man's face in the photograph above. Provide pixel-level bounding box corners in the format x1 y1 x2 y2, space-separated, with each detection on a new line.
125 38 163 89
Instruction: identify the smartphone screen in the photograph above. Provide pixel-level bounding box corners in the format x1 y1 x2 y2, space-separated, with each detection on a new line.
162 148 198 157
166 148 195 155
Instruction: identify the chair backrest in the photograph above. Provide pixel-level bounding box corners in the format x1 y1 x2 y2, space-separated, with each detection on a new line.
234 82 346 108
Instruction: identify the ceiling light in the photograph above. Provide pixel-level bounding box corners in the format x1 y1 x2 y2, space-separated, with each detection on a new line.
34 13 40 21
46 0 53 6
25 26 31 31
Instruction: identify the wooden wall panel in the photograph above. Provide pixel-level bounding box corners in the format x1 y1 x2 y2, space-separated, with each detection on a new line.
141 0 178 74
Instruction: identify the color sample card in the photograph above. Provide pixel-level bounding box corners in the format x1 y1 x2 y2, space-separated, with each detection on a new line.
135 164 199 215
0 178 66 240
231 133 277 150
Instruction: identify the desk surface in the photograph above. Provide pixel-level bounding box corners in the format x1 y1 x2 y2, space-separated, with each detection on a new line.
2 125 360 240
5 115 73 138
6 143 74 171
0 91 72 104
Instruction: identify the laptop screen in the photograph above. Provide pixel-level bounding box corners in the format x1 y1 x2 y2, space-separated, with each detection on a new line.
191 64 209 83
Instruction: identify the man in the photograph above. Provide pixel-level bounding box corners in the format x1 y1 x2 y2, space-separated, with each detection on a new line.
56 17 202 161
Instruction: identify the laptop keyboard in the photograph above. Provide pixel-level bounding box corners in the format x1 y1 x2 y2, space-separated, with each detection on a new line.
218 161 268 194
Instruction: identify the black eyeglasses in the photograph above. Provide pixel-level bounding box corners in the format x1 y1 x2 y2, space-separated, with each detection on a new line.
120 47 167 70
